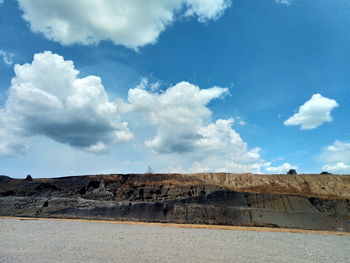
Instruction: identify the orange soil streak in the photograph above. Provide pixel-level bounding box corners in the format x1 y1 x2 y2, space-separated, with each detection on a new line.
1 216 349 236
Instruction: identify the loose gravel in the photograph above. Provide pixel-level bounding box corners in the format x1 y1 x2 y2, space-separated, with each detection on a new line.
0 218 349 263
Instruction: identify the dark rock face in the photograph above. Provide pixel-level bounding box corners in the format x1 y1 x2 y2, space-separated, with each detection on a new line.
0 174 349 231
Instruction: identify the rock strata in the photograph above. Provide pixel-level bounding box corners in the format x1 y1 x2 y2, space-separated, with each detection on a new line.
0 173 349 231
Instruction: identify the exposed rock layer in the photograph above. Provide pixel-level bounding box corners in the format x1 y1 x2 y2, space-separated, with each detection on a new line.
0 173 349 231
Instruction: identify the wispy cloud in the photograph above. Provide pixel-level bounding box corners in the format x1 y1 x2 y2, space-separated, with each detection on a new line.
0 49 14 65
322 162 350 173
319 140 350 173
276 0 292 5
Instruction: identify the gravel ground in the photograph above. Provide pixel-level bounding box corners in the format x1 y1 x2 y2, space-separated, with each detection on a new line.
0 218 349 263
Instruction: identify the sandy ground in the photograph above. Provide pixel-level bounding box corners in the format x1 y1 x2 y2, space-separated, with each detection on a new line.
1 216 349 236
0 218 349 263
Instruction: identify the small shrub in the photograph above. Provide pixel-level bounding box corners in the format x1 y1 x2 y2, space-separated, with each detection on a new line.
145 166 154 175
25 174 33 181
287 169 297 175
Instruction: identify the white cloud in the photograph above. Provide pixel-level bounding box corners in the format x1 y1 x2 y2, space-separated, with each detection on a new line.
125 81 229 153
318 140 350 174
326 140 350 153
318 140 350 173
322 162 350 173
263 162 298 174
188 119 264 173
0 50 13 65
17 0 231 49
284 94 338 130
122 81 279 173
320 140 350 164
275 0 292 5
0 51 132 156
0 53 297 174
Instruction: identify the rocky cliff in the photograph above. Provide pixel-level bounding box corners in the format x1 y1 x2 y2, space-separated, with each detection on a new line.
0 173 349 231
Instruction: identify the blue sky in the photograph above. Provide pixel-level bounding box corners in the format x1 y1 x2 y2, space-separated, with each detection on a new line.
0 0 349 177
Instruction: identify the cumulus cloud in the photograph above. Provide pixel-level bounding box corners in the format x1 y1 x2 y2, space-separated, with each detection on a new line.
188 119 264 173
0 50 13 65
0 53 296 173
17 0 231 49
122 81 283 173
125 81 228 153
284 94 338 130
0 51 132 156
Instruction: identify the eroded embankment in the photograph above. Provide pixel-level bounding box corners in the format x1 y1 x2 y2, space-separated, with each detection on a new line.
0 173 349 231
